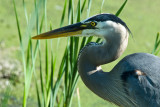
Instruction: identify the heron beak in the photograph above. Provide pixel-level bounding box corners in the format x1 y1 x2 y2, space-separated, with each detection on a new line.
32 22 86 39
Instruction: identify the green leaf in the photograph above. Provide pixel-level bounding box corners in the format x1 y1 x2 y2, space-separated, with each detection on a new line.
81 0 87 12
115 0 128 16
152 32 160 55
60 0 67 27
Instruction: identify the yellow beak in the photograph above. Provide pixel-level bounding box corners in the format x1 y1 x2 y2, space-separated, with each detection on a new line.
32 22 86 39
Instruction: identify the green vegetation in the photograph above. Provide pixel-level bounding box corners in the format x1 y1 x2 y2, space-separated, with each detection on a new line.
0 0 160 107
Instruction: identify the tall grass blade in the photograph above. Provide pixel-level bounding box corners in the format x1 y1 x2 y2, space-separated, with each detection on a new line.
152 32 160 55
77 0 81 22
12 0 26 72
50 45 57 107
81 0 87 12
36 6 46 107
23 0 43 49
22 0 28 24
12 0 28 106
68 0 73 25
87 0 92 17
45 40 49 89
100 0 105 13
34 74 42 107
44 0 47 30
115 0 128 16
60 0 67 27
38 46 46 107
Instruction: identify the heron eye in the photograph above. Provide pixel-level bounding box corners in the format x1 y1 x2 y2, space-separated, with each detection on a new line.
90 21 96 26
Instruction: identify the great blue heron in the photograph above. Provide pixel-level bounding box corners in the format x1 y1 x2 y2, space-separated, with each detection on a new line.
32 13 160 107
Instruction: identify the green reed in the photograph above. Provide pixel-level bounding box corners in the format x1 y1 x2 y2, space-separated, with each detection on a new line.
12 0 137 107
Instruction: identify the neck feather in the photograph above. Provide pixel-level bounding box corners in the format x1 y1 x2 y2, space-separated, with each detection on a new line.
78 31 129 74
77 30 129 105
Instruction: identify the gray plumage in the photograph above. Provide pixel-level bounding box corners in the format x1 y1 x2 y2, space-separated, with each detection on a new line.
33 13 160 107
119 53 160 107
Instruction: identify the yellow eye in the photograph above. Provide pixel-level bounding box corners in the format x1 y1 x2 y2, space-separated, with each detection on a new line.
90 22 96 26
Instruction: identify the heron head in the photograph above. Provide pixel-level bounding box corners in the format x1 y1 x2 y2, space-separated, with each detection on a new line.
32 13 130 39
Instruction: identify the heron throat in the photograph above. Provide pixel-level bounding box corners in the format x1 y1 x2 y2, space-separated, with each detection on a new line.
78 30 129 74
77 29 129 104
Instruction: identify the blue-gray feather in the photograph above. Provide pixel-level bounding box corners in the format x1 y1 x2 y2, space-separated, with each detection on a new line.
115 53 160 106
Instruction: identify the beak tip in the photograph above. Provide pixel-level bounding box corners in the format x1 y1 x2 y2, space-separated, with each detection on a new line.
32 36 38 39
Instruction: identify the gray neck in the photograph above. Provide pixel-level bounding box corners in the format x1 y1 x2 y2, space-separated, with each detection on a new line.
78 31 129 75
77 30 129 104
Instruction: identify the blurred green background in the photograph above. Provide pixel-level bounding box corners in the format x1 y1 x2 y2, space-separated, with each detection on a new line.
0 0 160 106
